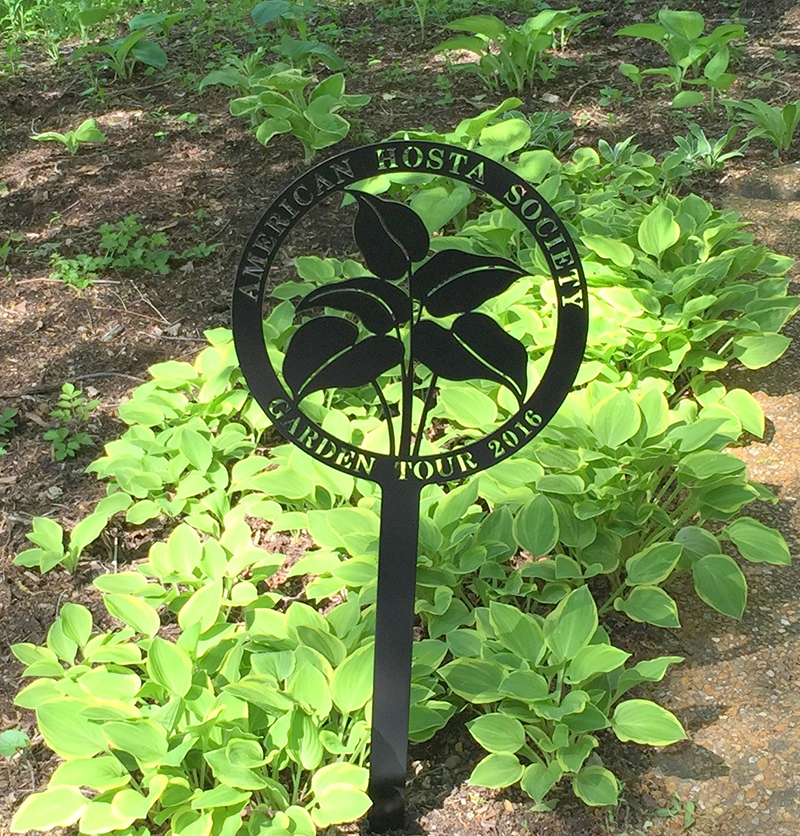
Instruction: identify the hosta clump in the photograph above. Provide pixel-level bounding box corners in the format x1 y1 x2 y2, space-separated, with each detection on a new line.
202 62 369 161
10 518 453 836
434 9 600 93
439 594 686 808
10 102 798 824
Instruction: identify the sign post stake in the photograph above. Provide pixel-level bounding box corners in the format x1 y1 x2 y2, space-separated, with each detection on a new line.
368 477 422 831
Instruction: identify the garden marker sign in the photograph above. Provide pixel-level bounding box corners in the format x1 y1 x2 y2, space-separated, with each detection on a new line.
232 140 588 831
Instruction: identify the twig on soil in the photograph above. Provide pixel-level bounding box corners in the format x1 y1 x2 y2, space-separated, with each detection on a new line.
0 371 145 399
130 280 169 323
94 305 169 324
136 331 207 342
567 80 594 108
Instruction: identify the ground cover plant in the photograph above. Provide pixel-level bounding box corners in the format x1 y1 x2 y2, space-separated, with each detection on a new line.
1 2 800 836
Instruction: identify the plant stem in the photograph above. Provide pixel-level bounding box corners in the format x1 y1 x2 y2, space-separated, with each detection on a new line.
399 280 414 457
412 374 438 457
373 380 396 456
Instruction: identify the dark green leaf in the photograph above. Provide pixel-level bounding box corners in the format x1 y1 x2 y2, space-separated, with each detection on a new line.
692 554 747 618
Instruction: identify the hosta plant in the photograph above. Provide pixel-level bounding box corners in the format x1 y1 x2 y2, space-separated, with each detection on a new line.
31 117 107 155
616 9 745 108
10 530 453 835
205 64 369 161
434 9 598 93
723 97 800 155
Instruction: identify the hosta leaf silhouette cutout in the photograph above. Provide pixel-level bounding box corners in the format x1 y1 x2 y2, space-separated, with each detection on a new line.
283 316 403 400
300 336 403 398
283 317 357 396
452 312 527 403
411 250 526 317
350 191 430 281
414 319 526 402
295 277 412 334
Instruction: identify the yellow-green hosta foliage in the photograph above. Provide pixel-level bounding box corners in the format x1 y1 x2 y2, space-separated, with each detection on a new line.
10 549 454 835
11 107 796 827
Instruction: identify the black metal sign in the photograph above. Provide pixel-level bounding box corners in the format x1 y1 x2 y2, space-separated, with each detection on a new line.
232 140 588 831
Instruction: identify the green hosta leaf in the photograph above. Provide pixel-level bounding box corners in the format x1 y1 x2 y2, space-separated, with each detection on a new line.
104 594 160 637
724 517 790 565
0 729 29 757
178 580 222 633
659 9 704 40
572 765 620 806
467 713 526 754
488 601 546 664
191 785 251 810
593 391 641 447
312 762 369 796
521 761 563 803
439 384 497 428
330 643 373 713
177 427 212 471
131 39 168 69
612 699 687 745
672 90 705 108
692 554 747 618
11 786 88 832
615 586 681 628
311 763 370 827
148 636 193 697
723 389 764 437
36 700 106 758
313 787 372 828
543 585 597 663
625 542 682 586
439 658 504 703
565 643 631 684
499 669 549 702
104 719 168 768
479 119 532 157
106 788 150 830
223 674 294 714
733 334 791 369
49 756 131 792
59 603 93 647
468 753 524 789
583 234 634 266
514 495 559 556
638 204 680 258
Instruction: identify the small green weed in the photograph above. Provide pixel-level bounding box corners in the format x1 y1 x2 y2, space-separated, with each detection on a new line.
49 214 219 289
0 407 18 455
599 86 633 108
30 117 108 155
0 728 30 757
42 382 98 461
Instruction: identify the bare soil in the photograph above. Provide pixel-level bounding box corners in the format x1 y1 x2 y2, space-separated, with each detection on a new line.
3 1 800 834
